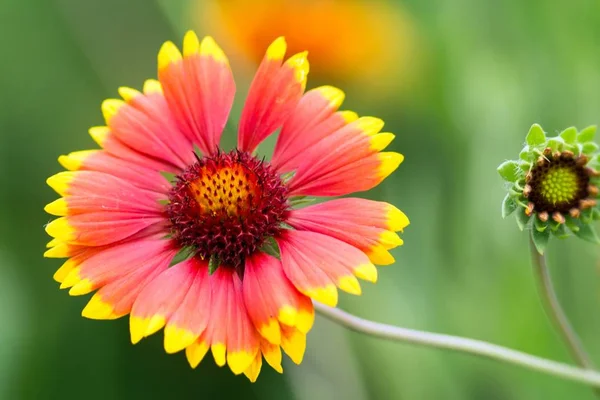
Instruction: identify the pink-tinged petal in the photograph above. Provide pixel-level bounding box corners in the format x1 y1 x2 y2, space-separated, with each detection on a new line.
99 81 196 171
290 151 403 197
271 86 353 172
277 230 377 306
203 268 260 374
237 37 310 153
58 237 176 297
243 252 314 344
81 249 173 319
288 198 409 265
46 170 166 207
45 213 165 247
129 258 206 346
158 31 235 155
288 116 402 196
58 149 170 193
164 259 212 354
89 126 177 175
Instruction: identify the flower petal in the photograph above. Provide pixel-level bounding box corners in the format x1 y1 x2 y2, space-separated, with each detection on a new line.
164 259 212 354
158 31 235 155
202 268 260 374
58 149 170 193
237 37 309 153
277 230 377 306
59 237 176 297
243 252 314 344
271 86 353 173
45 213 164 247
288 198 409 265
287 117 402 196
129 258 205 345
100 80 196 171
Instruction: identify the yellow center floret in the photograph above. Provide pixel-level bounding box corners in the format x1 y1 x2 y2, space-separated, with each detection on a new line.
539 166 579 205
188 164 258 218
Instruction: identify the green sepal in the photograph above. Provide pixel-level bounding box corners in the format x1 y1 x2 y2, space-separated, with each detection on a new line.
559 127 577 144
565 217 580 233
520 147 534 162
208 255 220 275
592 208 600 220
577 125 597 143
552 224 569 239
290 196 316 207
581 207 594 224
534 215 548 232
515 208 531 231
497 160 520 182
582 142 599 155
502 194 518 218
260 237 281 259
531 228 550 254
547 137 564 151
526 124 546 146
574 223 600 244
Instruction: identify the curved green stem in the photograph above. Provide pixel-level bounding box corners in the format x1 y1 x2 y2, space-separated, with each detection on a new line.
529 237 595 369
314 302 600 389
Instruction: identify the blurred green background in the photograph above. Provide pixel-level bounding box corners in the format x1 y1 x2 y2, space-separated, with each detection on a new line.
1 0 600 399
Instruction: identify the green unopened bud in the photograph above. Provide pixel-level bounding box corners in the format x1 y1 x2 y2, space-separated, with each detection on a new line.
498 124 600 254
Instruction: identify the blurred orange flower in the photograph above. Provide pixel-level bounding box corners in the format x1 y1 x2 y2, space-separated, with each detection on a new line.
197 0 420 96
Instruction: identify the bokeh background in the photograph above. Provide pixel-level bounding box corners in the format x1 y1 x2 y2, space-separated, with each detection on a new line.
2 0 600 398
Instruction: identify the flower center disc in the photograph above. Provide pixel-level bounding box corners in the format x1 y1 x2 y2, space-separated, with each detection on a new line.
166 150 289 268
528 152 589 213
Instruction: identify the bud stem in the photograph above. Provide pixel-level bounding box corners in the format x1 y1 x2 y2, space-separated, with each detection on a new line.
314 301 600 389
528 237 600 396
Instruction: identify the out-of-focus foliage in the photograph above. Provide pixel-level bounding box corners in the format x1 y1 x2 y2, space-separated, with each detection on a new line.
1 0 599 399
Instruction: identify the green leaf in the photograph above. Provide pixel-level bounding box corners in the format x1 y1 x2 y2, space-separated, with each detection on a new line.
526 124 546 146
574 224 600 244
559 127 577 144
577 125 597 143
502 194 518 218
582 142 599 155
208 255 220 275
531 228 550 254
497 160 519 182
516 208 531 231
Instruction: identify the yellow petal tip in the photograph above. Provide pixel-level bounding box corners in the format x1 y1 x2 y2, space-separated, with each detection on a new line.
377 152 404 179
118 86 141 103
186 341 209 369
200 36 228 64
88 126 110 147
266 37 287 60
337 275 362 295
101 99 125 125
183 30 200 57
370 133 395 152
211 343 227 367
316 86 345 109
304 285 338 307
228 351 256 375
158 40 183 70
44 198 68 216
143 79 163 95
82 296 117 320
354 263 378 283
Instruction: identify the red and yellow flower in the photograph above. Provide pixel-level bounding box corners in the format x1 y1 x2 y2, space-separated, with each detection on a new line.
44 31 408 381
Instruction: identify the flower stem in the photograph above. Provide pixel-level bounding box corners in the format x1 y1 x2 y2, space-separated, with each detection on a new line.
528 237 595 369
313 302 600 389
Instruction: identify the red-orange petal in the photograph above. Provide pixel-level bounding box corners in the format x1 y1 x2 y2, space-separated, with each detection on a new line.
129 258 201 345
277 230 377 306
271 86 348 173
243 252 314 344
158 32 235 155
237 37 309 153
288 198 409 265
